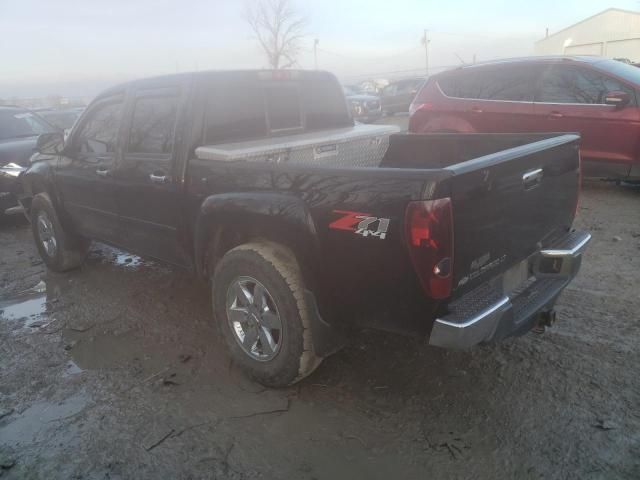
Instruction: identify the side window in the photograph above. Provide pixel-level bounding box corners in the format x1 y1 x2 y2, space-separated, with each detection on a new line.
128 96 178 154
397 80 423 95
382 84 397 97
75 101 123 155
438 68 532 101
538 67 636 104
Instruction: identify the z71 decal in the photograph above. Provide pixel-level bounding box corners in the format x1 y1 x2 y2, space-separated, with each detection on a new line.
329 210 390 240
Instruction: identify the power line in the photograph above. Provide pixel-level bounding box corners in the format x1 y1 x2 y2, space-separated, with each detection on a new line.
342 64 459 80
315 45 423 61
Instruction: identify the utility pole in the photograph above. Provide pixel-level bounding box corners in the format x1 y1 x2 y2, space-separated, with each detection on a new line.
314 39 319 70
422 29 430 76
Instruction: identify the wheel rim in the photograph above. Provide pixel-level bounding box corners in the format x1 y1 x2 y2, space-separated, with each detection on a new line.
36 211 57 258
226 276 283 362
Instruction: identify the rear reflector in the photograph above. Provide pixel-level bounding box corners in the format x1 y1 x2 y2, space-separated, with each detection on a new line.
405 198 454 300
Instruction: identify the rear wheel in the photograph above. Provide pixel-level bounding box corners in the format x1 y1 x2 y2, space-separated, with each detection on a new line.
30 193 89 272
212 241 322 387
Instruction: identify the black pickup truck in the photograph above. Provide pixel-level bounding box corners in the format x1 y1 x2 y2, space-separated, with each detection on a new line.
21 70 590 387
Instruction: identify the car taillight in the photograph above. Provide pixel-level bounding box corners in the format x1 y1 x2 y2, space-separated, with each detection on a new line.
404 198 454 300
575 153 582 217
408 102 432 117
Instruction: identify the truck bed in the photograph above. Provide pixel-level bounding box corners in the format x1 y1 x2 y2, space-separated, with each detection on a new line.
189 132 581 335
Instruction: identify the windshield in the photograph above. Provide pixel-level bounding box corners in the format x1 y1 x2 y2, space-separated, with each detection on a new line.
595 59 640 86
0 110 54 141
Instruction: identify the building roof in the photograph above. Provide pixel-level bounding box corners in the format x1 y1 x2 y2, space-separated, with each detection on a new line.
536 8 640 44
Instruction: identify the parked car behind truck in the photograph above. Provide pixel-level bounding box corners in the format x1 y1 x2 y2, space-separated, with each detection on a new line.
343 85 382 123
409 56 640 180
22 70 590 387
0 106 56 217
381 77 425 115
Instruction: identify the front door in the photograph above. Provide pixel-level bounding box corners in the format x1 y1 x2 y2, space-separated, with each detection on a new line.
114 86 187 266
56 95 124 243
532 64 640 175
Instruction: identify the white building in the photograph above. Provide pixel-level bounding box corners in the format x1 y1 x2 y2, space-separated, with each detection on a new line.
535 8 640 62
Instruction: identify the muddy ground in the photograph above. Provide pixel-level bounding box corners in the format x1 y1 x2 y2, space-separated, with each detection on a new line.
1 143 639 479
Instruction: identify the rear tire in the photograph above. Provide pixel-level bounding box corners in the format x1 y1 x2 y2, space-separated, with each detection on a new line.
30 193 89 272
212 240 322 387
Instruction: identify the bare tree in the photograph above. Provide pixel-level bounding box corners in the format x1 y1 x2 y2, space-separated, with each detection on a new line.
244 0 307 69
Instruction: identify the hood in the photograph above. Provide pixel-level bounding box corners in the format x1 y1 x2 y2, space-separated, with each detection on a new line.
0 136 39 167
346 94 380 102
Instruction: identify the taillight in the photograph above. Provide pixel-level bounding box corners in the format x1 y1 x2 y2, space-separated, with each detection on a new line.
408 102 433 117
575 152 582 217
405 198 454 300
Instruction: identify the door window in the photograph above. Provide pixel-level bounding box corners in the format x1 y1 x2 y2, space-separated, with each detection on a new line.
438 68 532 101
128 96 178 154
382 84 397 97
75 101 122 154
537 66 635 104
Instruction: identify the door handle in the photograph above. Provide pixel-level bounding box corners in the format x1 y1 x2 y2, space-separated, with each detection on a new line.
149 173 168 184
548 111 564 119
96 167 110 177
470 106 483 114
522 168 544 190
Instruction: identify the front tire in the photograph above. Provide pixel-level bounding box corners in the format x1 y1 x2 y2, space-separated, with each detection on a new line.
30 193 89 272
212 241 322 387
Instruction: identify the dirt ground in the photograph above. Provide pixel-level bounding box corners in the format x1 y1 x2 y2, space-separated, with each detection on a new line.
1 134 639 479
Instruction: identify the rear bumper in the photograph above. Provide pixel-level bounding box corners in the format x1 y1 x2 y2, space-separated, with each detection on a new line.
429 230 591 349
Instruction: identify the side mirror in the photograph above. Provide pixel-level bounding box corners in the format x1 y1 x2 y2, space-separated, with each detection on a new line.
36 132 65 155
604 91 630 108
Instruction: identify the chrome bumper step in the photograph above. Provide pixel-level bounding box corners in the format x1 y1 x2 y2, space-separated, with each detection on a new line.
429 230 591 349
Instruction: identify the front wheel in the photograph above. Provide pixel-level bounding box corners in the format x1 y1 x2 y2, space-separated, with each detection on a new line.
30 193 89 272
212 241 322 387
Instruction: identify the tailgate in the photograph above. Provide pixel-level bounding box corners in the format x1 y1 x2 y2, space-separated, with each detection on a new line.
447 134 580 297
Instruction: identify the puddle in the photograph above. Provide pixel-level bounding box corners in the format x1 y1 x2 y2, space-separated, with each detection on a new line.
114 252 145 268
69 331 143 371
63 360 84 377
89 244 159 271
0 392 89 446
0 280 49 329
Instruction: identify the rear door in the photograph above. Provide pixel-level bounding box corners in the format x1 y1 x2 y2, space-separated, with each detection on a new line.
532 64 640 171
114 84 188 265
436 66 537 132
56 95 124 243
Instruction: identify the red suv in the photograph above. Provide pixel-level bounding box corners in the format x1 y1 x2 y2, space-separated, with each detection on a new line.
409 56 640 179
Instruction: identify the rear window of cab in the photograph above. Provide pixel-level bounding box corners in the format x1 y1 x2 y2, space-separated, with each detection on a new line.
203 73 352 144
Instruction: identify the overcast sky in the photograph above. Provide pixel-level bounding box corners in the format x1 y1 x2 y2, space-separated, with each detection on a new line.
1 0 638 98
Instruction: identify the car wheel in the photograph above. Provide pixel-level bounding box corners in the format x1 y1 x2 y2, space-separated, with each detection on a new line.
212 240 322 387
30 193 89 272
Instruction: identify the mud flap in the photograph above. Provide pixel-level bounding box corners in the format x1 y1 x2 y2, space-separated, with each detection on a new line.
303 289 346 358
